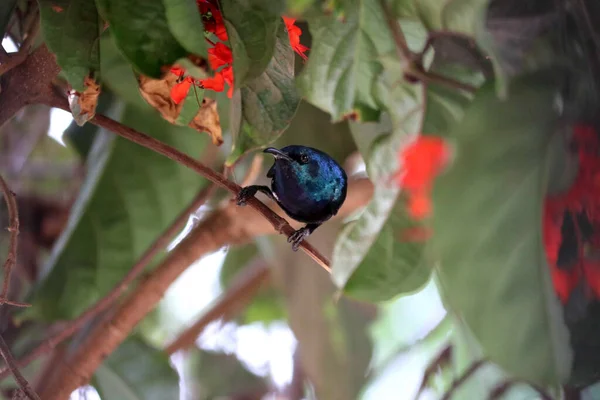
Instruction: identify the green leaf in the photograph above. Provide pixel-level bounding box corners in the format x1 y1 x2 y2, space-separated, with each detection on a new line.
0 0 17 37
431 72 572 385
163 0 207 57
220 0 283 88
39 0 101 91
98 32 148 108
95 336 179 400
25 105 207 321
96 0 188 78
331 53 427 300
226 24 300 165
175 87 205 125
297 1 427 122
182 348 268 399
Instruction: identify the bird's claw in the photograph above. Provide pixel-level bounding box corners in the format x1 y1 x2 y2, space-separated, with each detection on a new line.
236 186 255 206
288 227 310 252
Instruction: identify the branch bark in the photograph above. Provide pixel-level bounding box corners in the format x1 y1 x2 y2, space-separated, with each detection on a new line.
42 177 373 399
0 45 59 128
165 259 271 355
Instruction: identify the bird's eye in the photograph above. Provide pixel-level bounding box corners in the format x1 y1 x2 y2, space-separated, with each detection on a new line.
300 154 309 164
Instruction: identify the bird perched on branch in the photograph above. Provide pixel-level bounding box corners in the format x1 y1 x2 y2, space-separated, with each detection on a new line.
236 145 348 251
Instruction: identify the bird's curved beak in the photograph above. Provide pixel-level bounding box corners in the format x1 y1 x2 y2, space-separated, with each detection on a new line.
263 147 293 162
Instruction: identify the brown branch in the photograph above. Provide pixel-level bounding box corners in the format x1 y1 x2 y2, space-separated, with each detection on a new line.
0 335 39 400
0 175 29 308
165 259 270 355
0 44 60 129
0 184 216 381
41 177 373 399
440 360 486 400
46 94 333 273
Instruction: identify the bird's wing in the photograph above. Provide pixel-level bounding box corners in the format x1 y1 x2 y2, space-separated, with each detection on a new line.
266 164 276 178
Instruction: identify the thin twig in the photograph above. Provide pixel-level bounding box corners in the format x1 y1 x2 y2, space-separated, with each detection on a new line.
165 259 270 355
0 176 29 308
378 0 477 93
0 335 39 400
0 184 217 380
440 360 486 400
46 94 332 273
0 10 39 77
489 379 553 400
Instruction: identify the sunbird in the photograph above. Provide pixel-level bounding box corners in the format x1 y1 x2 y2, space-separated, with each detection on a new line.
236 145 348 251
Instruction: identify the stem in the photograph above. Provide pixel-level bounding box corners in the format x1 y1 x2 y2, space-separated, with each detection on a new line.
0 175 29 308
0 335 39 400
46 94 332 273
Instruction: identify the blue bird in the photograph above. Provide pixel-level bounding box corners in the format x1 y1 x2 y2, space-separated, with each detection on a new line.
236 145 348 251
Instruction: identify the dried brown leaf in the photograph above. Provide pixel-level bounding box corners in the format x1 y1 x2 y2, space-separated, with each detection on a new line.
68 76 100 126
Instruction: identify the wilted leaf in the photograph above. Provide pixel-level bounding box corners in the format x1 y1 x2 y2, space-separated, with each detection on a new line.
163 0 207 57
39 0 101 91
220 0 283 87
94 336 179 400
431 72 572 385
25 105 208 320
96 0 188 78
227 24 300 165
68 76 100 126
138 73 223 145
182 348 269 400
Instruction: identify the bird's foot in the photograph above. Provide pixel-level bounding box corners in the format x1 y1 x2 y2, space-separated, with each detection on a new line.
288 227 311 252
236 186 257 206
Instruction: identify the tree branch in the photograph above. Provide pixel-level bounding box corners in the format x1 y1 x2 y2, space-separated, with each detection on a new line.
46 94 333 273
0 45 60 129
41 177 373 399
0 176 28 308
0 184 216 381
0 335 39 400
165 259 270 355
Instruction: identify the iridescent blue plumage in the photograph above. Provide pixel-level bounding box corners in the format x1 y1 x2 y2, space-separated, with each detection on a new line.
236 145 348 251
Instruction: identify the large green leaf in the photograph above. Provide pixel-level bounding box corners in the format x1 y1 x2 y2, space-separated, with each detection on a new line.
25 106 207 321
331 53 426 300
226 24 300 165
219 0 283 88
94 336 179 400
182 348 268 400
96 0 188 78
39 0 101 91
431 72 572 385
0 0 17 38
163 0 207 57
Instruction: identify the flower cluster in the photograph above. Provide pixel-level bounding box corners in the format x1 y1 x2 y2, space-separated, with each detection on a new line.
169 1 308 105
543 125 600 304
392 136 451 220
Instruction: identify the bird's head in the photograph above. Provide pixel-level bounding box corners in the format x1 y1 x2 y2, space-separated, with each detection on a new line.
263 145 336 178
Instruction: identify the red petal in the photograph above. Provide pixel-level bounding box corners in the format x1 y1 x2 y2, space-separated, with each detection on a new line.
397 136 450 191
170 77 193 104
406 191 431 220
208 42 233 70
199 73 225 92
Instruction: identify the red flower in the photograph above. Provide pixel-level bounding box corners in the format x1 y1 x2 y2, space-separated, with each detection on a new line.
208 42 233 70
392 136 450 220
282 16 309 61
170 76 194 105
199 72 225 92
198 0 228 41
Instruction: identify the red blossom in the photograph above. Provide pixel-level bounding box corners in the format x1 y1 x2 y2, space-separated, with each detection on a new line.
392 135 450 220
170 76 194 104
197 0 228 41
543 124 600 304
282 16 309 60
208 42 233 70
199 72 225 92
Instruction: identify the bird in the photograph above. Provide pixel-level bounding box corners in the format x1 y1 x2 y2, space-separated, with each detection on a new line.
236 145 348 251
